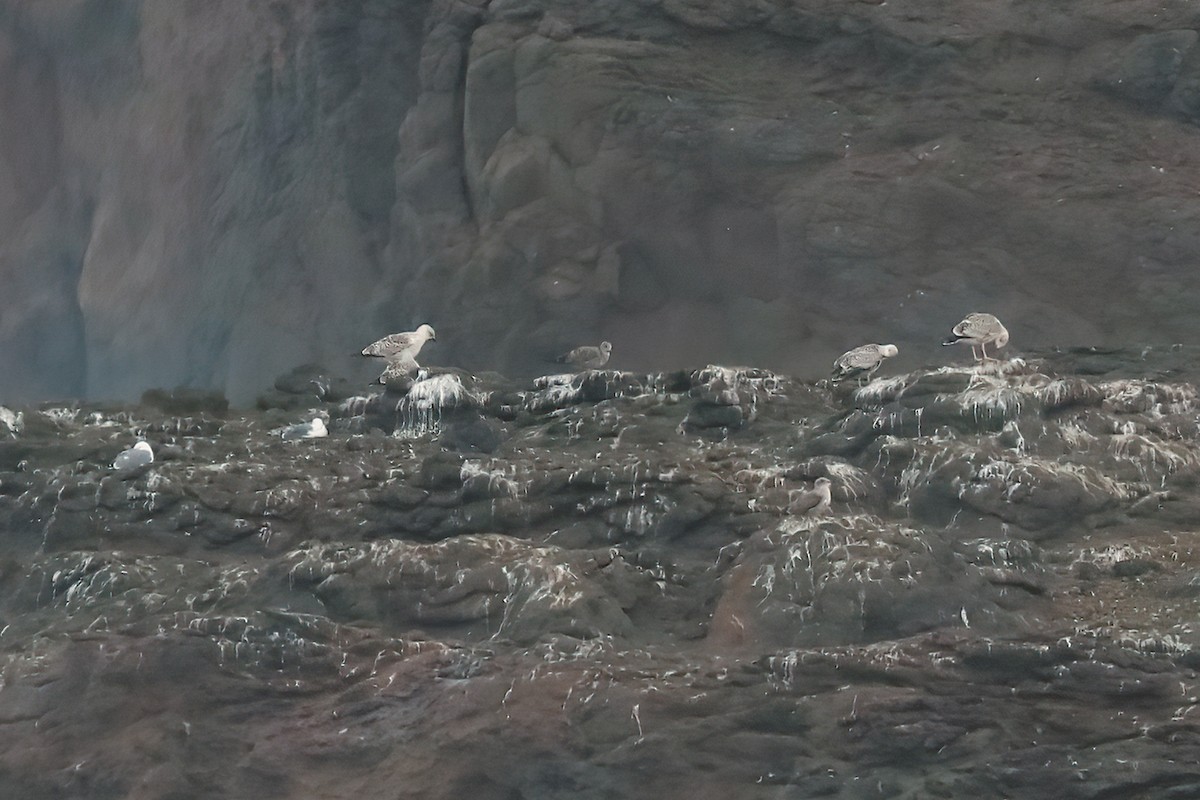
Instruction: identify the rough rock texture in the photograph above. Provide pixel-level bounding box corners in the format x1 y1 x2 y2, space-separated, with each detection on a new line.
5 350 1200 797
4 1 1200 402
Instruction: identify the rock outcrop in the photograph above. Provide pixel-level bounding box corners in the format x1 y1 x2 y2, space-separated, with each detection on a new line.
4 1 1200 402
4 351 1200 797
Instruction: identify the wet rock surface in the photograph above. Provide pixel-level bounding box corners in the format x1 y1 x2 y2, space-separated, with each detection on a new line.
5 350 1200 797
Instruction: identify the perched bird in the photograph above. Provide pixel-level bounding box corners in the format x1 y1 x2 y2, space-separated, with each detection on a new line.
113 441 154 471
361 324 436 360
943 313 1009 361
0 406 20 437
376 352 421 387
790 477 832 517
832 343 899 385
556 341 612 371
281 417 328 441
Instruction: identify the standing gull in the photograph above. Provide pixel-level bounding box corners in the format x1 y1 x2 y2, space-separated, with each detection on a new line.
557 341 612 371
832 343 899 385
789 477 832 517
943 313 1009 361
361 324 436 360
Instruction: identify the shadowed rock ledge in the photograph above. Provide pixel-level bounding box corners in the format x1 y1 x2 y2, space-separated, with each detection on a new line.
4 350 1200 797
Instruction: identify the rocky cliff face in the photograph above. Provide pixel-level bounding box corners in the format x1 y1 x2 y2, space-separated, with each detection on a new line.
2 0 1200 403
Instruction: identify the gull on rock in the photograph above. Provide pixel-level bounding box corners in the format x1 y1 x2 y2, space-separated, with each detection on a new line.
361 324 436 360
281 418 328 441
943 313 1009 361
376 352 422 387
832 343 899 385
557 341 612 371
0 407 21 437
790 477 832 517
113 441 154 471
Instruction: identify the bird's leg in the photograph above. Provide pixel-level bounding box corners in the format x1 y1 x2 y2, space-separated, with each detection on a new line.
971 344 980 361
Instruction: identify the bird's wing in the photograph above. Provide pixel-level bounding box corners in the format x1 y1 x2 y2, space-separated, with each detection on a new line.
833 345 877 375
114 448 151 469
954 314 998 339
379 353 420 384
844 345 882 369
559 346 597 365
362 331 418 358
790 488 821 514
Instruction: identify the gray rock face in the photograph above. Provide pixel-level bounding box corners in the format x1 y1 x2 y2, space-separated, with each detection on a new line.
3 0 1200 412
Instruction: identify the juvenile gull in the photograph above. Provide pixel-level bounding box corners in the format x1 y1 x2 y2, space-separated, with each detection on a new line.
943 313 1009 361
113 441 154 471
361 324 436 359
556 341 612 371
376 352 421 387
789 477 832 517
832 343 899 385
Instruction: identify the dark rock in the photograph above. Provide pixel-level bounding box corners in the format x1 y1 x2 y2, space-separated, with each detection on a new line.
140 388 230 417
378 485 430 511
1097 30 1200 107
441 413 503 454
255 389 317 412
1113 558 1162 578
272 363 354 402
683 402 744 431
415 451 467 490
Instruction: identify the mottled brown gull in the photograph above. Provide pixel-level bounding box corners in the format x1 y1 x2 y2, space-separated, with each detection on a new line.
376 352 421 387
556 341 612 371
789 477 832 517
943 313 1009 361
361 324 436 359
832 343 899 385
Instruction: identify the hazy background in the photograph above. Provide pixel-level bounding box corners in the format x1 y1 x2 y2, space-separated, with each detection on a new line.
2 0 1200 403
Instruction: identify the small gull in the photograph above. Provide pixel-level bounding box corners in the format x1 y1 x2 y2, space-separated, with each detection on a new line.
281 418 328 441
361 324 436 360
556 341 612 371
376 352 422 387
832 343 898 385
943 313 1009 361
113 441 154 471
789 477 832 517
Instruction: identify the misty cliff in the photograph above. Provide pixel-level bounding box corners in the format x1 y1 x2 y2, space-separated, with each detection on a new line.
2 0 1200 403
